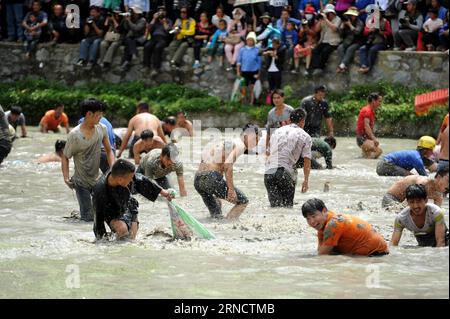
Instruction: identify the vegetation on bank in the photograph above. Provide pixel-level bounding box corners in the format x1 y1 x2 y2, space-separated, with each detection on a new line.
0 79 447 135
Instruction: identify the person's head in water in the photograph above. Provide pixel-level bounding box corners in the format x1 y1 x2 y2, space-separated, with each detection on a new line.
160 143 179 168
176 111 188 125
80 98 105 125
435 166 449 194
55 139 66 156
417 136 436 163
271 89 285 107
110 159 135 187
368 92 383 110
405 184 428 217
302 198 328 231
290 108 307 128
140 129 155 147
241 123 261 150
137 102 150 114
324 136 337 149
54 102 65 119
314 85 327 102
163 116 177 134
9 106 23 122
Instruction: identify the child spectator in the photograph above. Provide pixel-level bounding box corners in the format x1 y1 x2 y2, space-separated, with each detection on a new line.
23 12 41 58
282 21 298 68
208 18 228 66
422 8 444 51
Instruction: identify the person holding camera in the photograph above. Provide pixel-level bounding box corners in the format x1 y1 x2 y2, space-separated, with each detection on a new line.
336 7 363 73
358 14 391 74
393 0 423 51
120 6 147 71
143 5 173 74
75 5 105 69
167 6 196 68
308 4 341 76
98 10 123 69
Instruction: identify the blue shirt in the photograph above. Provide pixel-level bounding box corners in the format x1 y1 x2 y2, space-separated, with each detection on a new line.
237 46 262 72
355 0 374 23
384 150 428 176
276 17 301 32
78 117 115 150
438 6 448 21
283 29 298 47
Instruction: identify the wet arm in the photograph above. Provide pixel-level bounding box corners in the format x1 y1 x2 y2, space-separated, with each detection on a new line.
390 230 402 246
118 121 134 157
326 117 334 137
177 175 187 197
364 118 376 140
102 135 115 168
157 123 166 143
435 223 446 247
133 144 141 165
93 195 107 239
302 157 311 193
21 124 27 137
61 155 71 186
318 244 334 255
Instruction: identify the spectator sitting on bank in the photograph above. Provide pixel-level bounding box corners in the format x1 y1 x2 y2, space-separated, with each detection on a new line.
207 18 228 66
143 5 173 75
167 6 196 69
262 38 286 94
224 7 246 71
192 11 214 69
293 17 317 74
376 136 436 177
39 102 70 134
212 5 231 28
5 106 27 138
37 139 66 163
48 4 68 44
336 7 364 73
120 6 147 71
277 7 301 32
308 4 341 76
256 12 281 49
236 31 261 105
358 10 391 74
23 12 41 58
393 0 423 51
430 0 447 21
176 111 194 137
282 21 298 68
297 0 322 18
75 5 105 69
254 12 272 48
439 11 449 50
422 8 444 51
22 0 48 43
98 10 123 69
4 0 25 42
132 129 166 165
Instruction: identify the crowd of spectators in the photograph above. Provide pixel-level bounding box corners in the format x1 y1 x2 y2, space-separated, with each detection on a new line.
0 0 448 78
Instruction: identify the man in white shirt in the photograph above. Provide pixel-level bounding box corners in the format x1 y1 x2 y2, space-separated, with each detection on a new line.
264 108 312 207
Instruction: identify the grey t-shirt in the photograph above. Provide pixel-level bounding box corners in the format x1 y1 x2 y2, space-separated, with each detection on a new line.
394 203 446 236
265 104 294 136
0 106 11 145
63 123 107 188
5 110 26 129
140 148 183 180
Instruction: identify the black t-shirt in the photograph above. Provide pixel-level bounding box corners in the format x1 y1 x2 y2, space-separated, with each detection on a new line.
85 16 105 38
300 95 331 137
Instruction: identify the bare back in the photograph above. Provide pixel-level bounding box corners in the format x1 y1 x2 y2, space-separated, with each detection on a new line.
388 175 440 203
198 139 245 174
131 113 162 137
440 126 449 161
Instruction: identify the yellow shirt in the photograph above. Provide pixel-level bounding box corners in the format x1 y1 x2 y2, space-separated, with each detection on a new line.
174 18 196 40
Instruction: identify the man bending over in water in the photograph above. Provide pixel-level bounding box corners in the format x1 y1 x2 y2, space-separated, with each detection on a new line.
194 124 261 219
302 198 389 256
382 166 449 208
37 139 66 163
117 102 165 159
93 159 174 240
132 129 166 165
391 184 448 247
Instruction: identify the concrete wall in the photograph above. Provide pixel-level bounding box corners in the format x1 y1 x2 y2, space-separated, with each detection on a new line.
0 42 448 101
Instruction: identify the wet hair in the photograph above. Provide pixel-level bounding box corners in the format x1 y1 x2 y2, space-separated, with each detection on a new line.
405 184 427 200
137 102 149 111
435 166 449 178
314 85 327 93
302 198 327 218
241 123 261 137
324 136 337 149
368 92 382 103
55 139 66 153
177 110 186 117
161 143 179 160
111 159 135 177
55 102 64 109
80 98 105 117
10 106 22 115
164 116 177 126
140 129 154 140
290 108 307 124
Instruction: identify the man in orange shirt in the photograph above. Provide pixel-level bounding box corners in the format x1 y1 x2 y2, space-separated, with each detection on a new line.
39 103 70 133
302 198 389 256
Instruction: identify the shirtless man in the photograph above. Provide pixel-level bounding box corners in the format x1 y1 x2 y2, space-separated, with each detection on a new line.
117 102 165 159
194 124 261 219
132 129 166 165
176 111 193 137
37 139 66 163
438 126 449 172
382 166 449 208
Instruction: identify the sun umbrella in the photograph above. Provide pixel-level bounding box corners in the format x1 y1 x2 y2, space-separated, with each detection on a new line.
234 0 269 6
